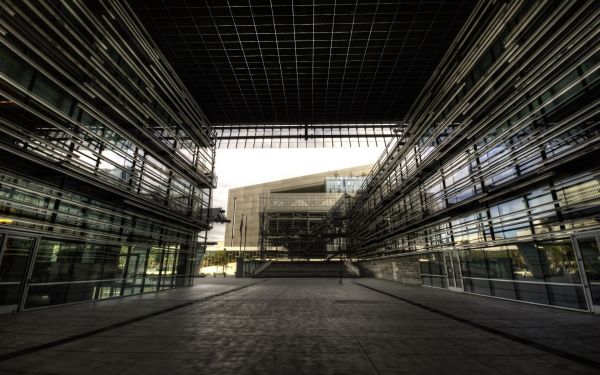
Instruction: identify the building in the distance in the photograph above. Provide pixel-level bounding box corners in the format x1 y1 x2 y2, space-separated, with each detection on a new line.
224 165 370 255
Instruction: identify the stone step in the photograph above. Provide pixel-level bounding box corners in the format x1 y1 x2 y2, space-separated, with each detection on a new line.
253 261 359 278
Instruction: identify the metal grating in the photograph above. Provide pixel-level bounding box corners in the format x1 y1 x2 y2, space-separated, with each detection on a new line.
129 0 475 127
214 122 398 148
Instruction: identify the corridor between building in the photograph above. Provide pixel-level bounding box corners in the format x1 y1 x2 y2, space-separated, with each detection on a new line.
0 278 598 375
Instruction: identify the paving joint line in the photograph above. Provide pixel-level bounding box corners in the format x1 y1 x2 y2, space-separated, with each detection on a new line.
331 287 382 375
354 281 600 371
0 280 269 362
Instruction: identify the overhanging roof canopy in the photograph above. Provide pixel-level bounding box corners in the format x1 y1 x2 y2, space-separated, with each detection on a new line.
129 0 475 146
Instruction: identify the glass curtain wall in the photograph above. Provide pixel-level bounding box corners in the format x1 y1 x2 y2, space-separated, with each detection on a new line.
0 169 201 309
0 1 214 311
348 1 600 311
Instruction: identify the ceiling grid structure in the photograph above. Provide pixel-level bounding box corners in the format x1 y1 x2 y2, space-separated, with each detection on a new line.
130 0 475 147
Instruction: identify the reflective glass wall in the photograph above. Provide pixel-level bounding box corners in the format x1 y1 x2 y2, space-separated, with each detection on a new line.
0 2 214 310
419 239 587 310
458 240 586 309
348 1 600 311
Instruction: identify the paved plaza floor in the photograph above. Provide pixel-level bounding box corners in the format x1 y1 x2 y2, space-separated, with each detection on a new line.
0 278 599 374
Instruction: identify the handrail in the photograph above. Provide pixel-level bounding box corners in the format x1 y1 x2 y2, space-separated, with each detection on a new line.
461 276 582 287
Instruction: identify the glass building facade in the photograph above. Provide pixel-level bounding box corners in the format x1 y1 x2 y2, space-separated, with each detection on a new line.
0 2 215 312
347 1 600 312
325 176 367 194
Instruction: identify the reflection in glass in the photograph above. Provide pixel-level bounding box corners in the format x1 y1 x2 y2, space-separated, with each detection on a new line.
458 239 587 309
577 237 600 307
0 236 34 308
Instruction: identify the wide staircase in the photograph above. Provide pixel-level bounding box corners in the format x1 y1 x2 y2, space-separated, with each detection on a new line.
253 261 360 278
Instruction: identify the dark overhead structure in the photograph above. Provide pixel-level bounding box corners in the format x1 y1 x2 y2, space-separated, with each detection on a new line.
130 0 475 147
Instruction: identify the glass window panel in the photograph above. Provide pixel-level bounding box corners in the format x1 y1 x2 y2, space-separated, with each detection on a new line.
419 256 432 275
506 245 532 280
421 275 432 287
429 253 444 276
98 279 123 299
123 246 147 295
577 237 600 306
64 282 97 304
31 75 73 114
560 178 600 207
470 278 491 295
484 247 513 280
490 198 531 239
98 149 131 181
430 275 447 288
515 282 549 305
31 240 76 283
536 240 580 284
490 280 516 300
546 284 587 310
0 236 35 307
0 237 34 283
25 284 67 308
144 246 163 292
459 249 488 278
485 161 518 188
70 245 104 281
79 109 104 134
463 278 474 293
0 45 34 87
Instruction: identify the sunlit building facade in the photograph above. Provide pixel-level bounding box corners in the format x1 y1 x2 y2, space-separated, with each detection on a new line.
0 2 215 312
225 165 371 253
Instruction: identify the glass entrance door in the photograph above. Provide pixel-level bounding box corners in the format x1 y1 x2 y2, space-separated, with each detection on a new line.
573 234 600 313
0 233 38 313
444 250 463 292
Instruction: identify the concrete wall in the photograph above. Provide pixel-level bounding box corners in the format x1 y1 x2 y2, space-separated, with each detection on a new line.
357 255 421 285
